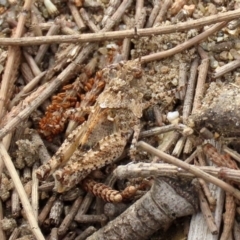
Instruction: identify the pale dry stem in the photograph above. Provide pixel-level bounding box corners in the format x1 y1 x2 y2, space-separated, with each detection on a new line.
114 163 240 183
182 57 199 124
0 200 6 240
145 0 161 27
213 59 240 78
153 0 172 26
192 47 209 113
68 2 86 31
137 141 240 200
32 163 39 220
198 187 218 234
223 145 240 164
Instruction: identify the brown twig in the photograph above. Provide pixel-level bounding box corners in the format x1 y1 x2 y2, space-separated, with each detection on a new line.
67 2 86 31
58 196 83 236
79 8 100 32
220 194 236 240
141 22 227 63
34 23 60 65
197 187 218 234
192 47 209 112
213 59 240 78
182 57 199 124
145 0 161 27
1 10 240 46
153 0 172 26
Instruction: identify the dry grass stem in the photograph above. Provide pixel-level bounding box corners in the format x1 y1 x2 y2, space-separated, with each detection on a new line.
192 47 209 112
213 59 240 79
184 149 199 164
114 163 240 183
198 187 218 234
67 2 86 31
75 192 94 217
23 51 42 76
38 194 57 226
220 194 236 240
156 131 180 153
145 0 161 27
183 57 199 123
172 136 187 157
58 196 83 236
153 0 172 25
139 124 186 138
34 24 60 65
79 8 100 33
32 163 39 220
223 145 240 164
137 141 240 200
75 226 96 240
0 143 44 240
10 71 46 108
1 9 240 46
11 189 20 218
177 62 188 100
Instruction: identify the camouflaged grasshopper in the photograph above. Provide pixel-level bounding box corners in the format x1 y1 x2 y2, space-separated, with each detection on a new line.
36 60 147 192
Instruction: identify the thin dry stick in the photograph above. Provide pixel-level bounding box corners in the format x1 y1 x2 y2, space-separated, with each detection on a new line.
223 145 240 164
58 196 83 236
32 163 39 220
182 57 199 124
139 124 185 138
38 194 57 226
213 59 240 78
153 0 172 25
0 0 33 119
23 51 42 76
198 187 218 235
178 62 188 100
1 9 240 46
192 47 209 112
67 2 86 31
172 136 187 157
114 163 240 183
75 226 96 240
79 8 100 32
34 23 60 65
0 143 44 240
141 21 227 63
220 194 236 240
145 0 161 27
10 71 46 108
136 141 240 200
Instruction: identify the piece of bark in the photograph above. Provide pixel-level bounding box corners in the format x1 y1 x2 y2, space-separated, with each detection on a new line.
190 82 240 137
87 177 198 240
